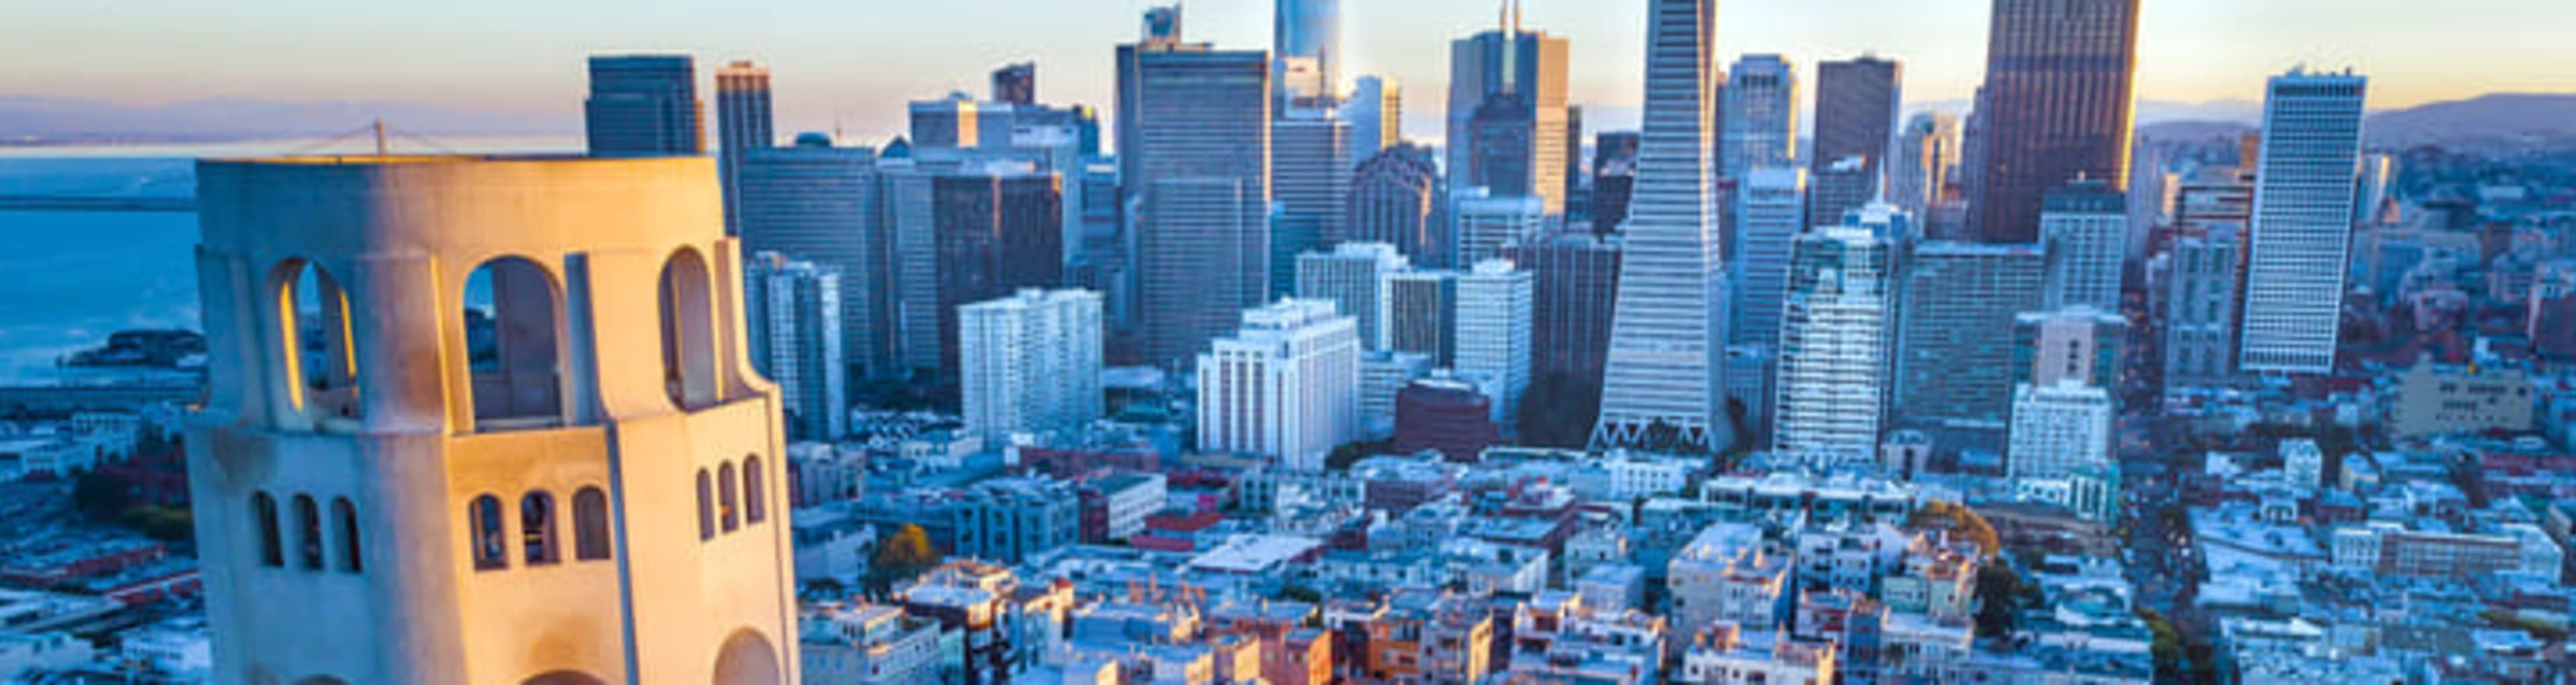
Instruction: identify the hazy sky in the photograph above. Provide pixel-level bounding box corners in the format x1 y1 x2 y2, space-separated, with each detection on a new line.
5 0 2572 142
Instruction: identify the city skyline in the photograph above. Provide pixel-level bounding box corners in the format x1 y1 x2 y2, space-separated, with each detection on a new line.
6 0 2570 146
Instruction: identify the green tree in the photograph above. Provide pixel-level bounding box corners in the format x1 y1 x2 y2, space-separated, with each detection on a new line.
1974 561 2026 639
865 524 943 595
72 471 129 522
1326 439 1391 471
2139 608 2184 679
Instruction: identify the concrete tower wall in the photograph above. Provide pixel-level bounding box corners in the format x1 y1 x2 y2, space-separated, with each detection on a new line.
189 156 797 685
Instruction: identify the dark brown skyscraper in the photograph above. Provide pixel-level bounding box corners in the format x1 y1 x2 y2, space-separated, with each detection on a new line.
1811 56 1902 225
1967 0 2140 244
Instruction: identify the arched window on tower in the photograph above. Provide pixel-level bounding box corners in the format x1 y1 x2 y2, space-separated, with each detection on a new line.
253 492 282 568
332 497 362 572
718 462 740 533
463 258 565 432
658 248 720 410
573 487 612 561
276 259 360 427
293 494 323 570
470 494 508 571
743 455 767 525
521 491 558 566
695 469 715 541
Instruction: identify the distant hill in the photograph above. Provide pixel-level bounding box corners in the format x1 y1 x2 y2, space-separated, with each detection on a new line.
2365 93 2576 147
2137 120 2255 142
0 95 573 145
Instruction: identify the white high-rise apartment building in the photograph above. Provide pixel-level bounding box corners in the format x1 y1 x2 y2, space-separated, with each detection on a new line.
2040 179 2128 311
1453 193 1548 266
1595 0 1730 452
1297 242 1411 350
959 289 1104 446
2239 70 2368 374
191 156 796 683
1198 299 1362 471
1770 204 1900 468
2007 380 2115 479
1719 54 1799 180
1456 259 1535 431
1731 166 1808 347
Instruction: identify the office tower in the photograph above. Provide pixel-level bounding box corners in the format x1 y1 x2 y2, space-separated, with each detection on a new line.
1117 23 1272 366
1273 116 1353 296
1461 94 1540 201
1361 351 1435 439
1719 54 1799 180
1456 259 1534 430
1447 8 1572 217
1596 0 1728 452
959 289 1104 446
1895 241 2046 435
1731 167 1808 347
1566 105 1589 220
2007 380 2114 479
1770 205 1900 467
1349 144 1442 264
2176 166 2255 229
191 155 795 682
1968 0 2141 243
1590 131 1642 235
1070 160 1134 341
1890 113 1962 217
1501 235 1620 445
2013 307 2125 392
585 54 703 156
1810 56 1902 223
993 62 1036 105
1298 242 1409 350
1198 300 1362 471
1344 76 1402 164
1275 0 1342 112
1010 117 1092 268
1453 193 1546 266
737 136 889 379
925 168 1067 382
2355 153 2394 225
1389 270 1459 366
746 252 849 441
715 60 774 235
2239 70 2369 375
1500 235 1621 385
1725 344 1775 446
2163 225 2241 392
2040 179 2128 311
1809 157 1880 240
909 94 1016 151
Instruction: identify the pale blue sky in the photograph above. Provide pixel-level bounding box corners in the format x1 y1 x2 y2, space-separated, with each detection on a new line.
5 0 2571 142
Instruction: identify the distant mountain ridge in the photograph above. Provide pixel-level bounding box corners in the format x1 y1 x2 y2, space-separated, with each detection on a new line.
2363 93 2576 146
